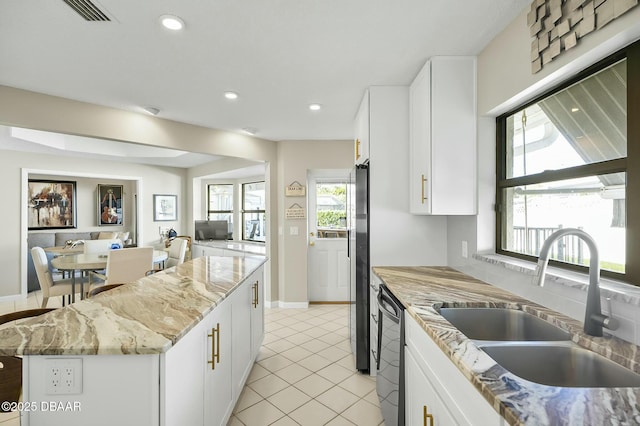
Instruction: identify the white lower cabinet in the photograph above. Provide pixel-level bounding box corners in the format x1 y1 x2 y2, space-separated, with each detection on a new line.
405 348 457 426
250 270 264 357
404 312 505 426
203 297 234 426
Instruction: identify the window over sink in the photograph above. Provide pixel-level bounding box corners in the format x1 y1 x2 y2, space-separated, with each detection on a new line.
496 39 640 284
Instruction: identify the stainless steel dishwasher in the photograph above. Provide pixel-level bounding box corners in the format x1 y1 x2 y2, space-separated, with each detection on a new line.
376 284 405 426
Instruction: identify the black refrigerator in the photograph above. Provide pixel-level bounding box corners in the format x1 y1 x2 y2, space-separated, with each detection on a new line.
349 162 370 373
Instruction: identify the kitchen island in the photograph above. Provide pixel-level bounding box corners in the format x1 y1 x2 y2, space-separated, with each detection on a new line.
0 255 267 426
373 266 640 425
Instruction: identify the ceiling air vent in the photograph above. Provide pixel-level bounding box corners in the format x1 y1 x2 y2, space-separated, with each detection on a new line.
63 0 111 21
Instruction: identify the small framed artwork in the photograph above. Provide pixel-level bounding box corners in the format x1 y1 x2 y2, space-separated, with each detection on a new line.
98 184 124 226
28 180 77 230
153 194 177 221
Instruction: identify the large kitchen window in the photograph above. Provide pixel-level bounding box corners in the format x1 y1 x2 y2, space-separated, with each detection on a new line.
242 181 265 242
496 39 640 284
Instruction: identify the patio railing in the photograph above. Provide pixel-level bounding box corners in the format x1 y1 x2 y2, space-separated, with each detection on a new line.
513 226 584 264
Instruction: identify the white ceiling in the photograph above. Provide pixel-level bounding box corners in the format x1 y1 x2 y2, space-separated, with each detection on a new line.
0 0 530 143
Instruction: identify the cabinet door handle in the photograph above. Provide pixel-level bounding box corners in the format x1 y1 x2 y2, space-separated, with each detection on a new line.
355 138 361 160
423 405 434 426
421 174 428 204
253 281 259 308
208 323 220 370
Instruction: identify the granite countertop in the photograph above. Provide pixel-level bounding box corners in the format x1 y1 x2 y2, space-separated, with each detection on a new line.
193 240 266 256
372 266 640 426
0 255 267 356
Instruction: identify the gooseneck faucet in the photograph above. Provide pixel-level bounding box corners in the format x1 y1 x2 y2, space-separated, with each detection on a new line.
535 228 618 336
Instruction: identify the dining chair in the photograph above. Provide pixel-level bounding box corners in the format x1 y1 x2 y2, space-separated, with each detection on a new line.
175 235 192 260
165 238 188 269
89 247 153 291
31 247 76 308
0 308 56 411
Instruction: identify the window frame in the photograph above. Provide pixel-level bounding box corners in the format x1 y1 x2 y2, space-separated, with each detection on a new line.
206 183 234 221
495 40 640 284
241 180 266 242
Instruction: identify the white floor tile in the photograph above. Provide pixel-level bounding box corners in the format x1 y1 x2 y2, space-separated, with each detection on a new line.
248 374 290 398
266 386 312 414
288 399 338 426
235 400 284 426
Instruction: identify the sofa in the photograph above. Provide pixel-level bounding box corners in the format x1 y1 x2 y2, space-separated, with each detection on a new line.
27 231 130 292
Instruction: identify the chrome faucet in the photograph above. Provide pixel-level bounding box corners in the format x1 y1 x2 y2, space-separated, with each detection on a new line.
535 228 618 337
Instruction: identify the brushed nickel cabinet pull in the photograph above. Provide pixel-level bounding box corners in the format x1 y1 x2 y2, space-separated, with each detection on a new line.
421 174 428 204
253 281 259 308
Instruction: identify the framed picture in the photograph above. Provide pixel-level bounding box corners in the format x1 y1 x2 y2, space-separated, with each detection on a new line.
154 194 177 221
98 184 124 226
28 180 77 230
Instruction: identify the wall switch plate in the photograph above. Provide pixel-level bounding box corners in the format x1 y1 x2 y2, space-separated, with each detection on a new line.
462 240 468 258
46 358 83 395
290 226 299 236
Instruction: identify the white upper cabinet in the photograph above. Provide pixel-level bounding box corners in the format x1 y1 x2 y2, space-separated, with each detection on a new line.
354 89 370 164
409 56 477 215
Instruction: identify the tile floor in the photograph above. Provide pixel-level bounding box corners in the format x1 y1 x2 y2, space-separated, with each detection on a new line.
0 293 383 426
229 304 384 426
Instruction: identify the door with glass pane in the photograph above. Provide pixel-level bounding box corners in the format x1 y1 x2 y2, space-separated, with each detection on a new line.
307 172 349 302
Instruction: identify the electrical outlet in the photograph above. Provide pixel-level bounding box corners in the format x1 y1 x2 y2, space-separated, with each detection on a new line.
46 358 82 395
461 240 468 258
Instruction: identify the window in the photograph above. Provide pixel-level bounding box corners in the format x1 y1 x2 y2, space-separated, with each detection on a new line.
316 182 347 238
242 181 265 242
207 184 233 233
496 40 640 283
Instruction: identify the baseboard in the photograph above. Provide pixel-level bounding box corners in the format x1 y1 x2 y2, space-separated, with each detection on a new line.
265 300 309 309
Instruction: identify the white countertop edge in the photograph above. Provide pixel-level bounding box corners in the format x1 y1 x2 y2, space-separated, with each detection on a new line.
473 252 640 306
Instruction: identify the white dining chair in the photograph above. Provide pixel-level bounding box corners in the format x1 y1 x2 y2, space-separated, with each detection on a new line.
89 247 153 292
31 247 76 308
165 238 188 269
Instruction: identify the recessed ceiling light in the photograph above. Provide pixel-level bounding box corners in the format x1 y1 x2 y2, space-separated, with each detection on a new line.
143 106 160 115
571 107 580 112
309 103 322 111
242 127 258 135
160 15 185 31
224 91 239 100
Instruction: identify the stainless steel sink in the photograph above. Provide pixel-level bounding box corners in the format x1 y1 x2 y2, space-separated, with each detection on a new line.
481 343 640 388
439 308 571 341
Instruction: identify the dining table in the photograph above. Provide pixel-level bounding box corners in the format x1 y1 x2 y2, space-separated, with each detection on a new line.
50 249 169 302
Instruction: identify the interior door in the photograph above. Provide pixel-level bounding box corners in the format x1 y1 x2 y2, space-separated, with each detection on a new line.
307 172 350 302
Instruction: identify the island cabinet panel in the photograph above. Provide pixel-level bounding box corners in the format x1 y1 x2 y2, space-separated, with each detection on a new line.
203 297 234 426
250 268 265 357
404 313 505 426
231 276 253 401
24 354 160 426
409 56 477 215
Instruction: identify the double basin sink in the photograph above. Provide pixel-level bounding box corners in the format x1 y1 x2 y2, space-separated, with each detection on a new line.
438 307 640 388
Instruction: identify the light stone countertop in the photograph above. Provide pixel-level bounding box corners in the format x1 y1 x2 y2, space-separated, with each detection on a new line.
0 255 267 356
193 240 266 256
372 266 640 426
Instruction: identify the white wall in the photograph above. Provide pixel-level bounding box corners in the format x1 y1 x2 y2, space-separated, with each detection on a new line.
447 5 640 344
276 140 353 304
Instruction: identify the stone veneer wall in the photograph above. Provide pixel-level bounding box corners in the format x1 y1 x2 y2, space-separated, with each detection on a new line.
529 0 638 73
